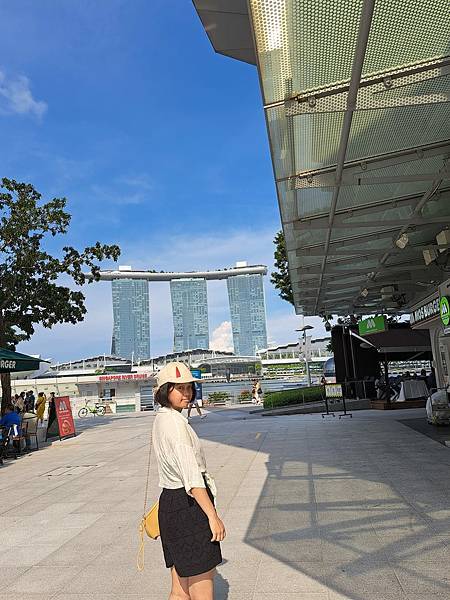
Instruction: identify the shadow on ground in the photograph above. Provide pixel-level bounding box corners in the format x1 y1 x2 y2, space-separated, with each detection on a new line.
197 408 450 599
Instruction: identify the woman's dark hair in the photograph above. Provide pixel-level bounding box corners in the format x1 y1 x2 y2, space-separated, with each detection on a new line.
155 382 196 408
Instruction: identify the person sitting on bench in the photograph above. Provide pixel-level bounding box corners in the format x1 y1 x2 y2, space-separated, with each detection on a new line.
0 404 21 432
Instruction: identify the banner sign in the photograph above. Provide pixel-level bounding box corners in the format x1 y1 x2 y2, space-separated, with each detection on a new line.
325 383 343 398
0 360 16 370
191 369 203 402
440 296 450 327
98 373 151 382
410 297 440 326
358 315 387 336
46 396 76 441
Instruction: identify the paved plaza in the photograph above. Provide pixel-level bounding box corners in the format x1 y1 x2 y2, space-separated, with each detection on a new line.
1 406 450 599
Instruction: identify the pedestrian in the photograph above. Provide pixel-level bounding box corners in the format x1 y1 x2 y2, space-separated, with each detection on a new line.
152 361 225 600
251 381 257 404
427 366 437 391
35 392 47 425
13 392 25 414
25 390 35 412
12 394 21 413
254 380 263 405
187 391 207 421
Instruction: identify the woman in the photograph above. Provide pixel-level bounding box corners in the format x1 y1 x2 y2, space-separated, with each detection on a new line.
35 392 47 425
153 361 225 600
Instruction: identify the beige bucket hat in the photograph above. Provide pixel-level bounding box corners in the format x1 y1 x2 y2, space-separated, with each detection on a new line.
155 361 201 392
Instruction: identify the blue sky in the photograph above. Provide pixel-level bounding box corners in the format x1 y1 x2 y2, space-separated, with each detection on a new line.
0 0 326 361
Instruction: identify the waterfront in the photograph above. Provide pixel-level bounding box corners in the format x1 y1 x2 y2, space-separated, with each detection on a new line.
202 377 309 400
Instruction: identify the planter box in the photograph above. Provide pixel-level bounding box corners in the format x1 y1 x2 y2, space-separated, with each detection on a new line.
370 399 427 410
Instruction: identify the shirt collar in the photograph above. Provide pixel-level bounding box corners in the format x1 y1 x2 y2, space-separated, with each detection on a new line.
159 406 188 423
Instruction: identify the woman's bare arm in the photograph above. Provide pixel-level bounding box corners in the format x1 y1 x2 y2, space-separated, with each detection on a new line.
190 487 226 542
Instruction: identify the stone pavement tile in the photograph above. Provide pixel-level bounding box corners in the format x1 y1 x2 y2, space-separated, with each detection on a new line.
221 542 266 563
254 560 330 595
51 512 104 529
61 564 134 595
0 595 55 600
0 544 58 567
406 594 450 600
378 535 450 563
328 592 409 600
323 561 405 597
213 563 257 594
38 541 109 566
320 536 387 563
263 537 323 562
0 568 32 588
316 508 374 527
26 526 88 548
257 595 328 600
5 566 82 595
393 561 450 596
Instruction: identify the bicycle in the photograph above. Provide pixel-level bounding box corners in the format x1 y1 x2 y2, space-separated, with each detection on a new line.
78 400 106 418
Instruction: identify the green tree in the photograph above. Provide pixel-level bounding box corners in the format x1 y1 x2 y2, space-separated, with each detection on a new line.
0 178 120 413
271 230 294 306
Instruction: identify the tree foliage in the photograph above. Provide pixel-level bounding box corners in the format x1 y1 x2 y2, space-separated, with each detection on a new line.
0 178 120 411
271 231 294 306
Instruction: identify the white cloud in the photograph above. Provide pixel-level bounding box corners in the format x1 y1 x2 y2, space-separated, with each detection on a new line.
0 70 47 118
210 321 233 352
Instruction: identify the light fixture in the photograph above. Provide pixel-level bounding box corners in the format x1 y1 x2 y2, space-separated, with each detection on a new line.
395 232 409 249
436 229 450 253
360 287 369 297
423 248 438 265
381 286 395 301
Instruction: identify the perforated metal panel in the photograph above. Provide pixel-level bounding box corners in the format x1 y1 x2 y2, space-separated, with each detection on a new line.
195 0 450 316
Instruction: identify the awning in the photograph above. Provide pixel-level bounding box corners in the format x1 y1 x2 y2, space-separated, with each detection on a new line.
0 348 46 373
350 326 432 360
193 0 450 316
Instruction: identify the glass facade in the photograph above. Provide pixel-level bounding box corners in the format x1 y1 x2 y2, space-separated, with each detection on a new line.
111 279 151 361
227 274 268 356
170 278 209 352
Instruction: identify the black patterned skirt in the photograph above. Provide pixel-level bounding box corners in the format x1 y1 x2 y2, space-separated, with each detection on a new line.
158 483 222 577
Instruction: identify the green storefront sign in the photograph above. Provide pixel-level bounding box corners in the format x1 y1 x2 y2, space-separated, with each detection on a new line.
358 315 387 336
440 296 450 327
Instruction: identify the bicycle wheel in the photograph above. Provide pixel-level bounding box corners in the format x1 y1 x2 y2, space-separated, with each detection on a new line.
78 407 88 418
96 405 106 416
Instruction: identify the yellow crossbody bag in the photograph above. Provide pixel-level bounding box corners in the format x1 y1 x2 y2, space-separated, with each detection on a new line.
137 434 160 571
141 500 160 539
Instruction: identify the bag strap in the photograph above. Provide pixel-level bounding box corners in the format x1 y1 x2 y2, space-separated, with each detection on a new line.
137 433 153 572
142 433 153 518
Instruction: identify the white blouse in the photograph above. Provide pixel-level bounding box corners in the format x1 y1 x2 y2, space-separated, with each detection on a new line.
152 407 216 499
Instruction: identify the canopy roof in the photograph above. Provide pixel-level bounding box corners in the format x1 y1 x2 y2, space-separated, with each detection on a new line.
0 348 45 373
193 0 450 316
350 326 432 360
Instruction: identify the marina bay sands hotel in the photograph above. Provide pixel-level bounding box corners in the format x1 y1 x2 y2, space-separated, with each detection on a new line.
96 262 268 360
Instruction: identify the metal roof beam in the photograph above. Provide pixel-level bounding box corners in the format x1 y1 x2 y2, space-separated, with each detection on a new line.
292 171 449 189
312 0 376 314
280 56 450 116
299 261 441 278
299 265 405 277
294 216 447 230
288 187 450 227
298 242 448 257
278 141 450 188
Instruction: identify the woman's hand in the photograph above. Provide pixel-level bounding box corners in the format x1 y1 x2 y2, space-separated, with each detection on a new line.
209 514 226 542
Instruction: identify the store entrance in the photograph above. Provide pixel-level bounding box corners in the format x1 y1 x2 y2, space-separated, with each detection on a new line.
438 329 450 388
